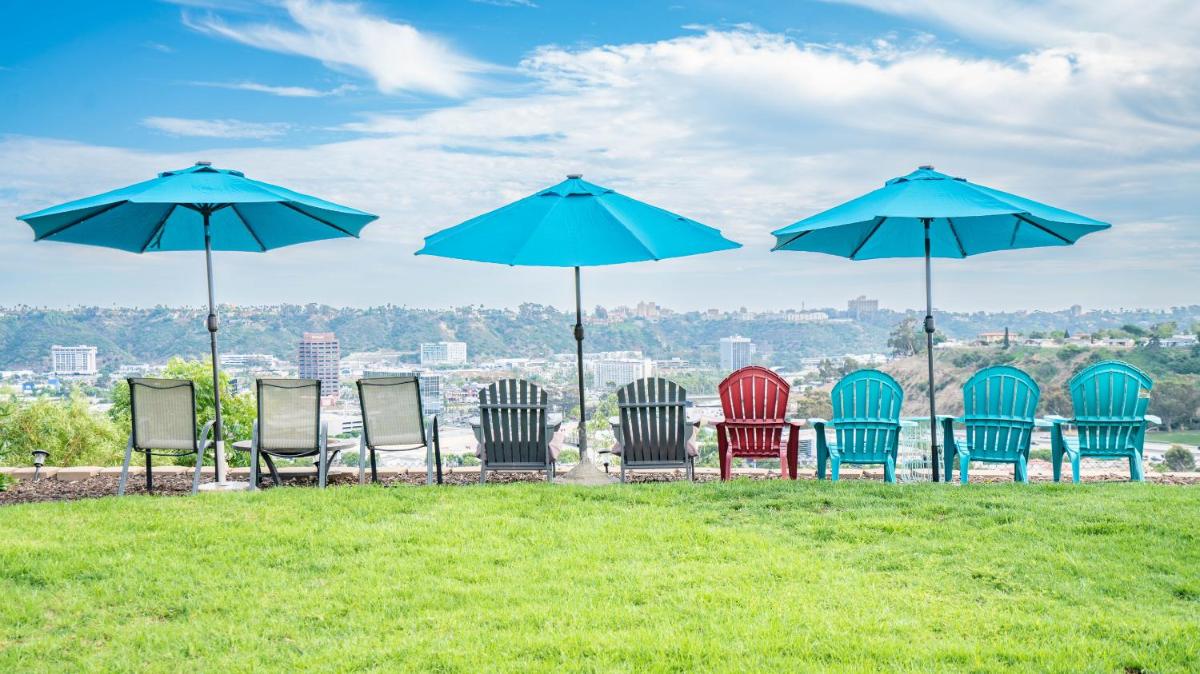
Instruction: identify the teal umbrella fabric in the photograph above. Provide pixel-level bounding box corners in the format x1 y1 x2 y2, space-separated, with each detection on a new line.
771 166 1109 258
18 162 378 487
771 166 1110 482
417 175 739 265
417 174 739 483
20 163 376 252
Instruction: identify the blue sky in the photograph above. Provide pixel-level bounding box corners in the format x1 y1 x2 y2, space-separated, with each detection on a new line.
1 0 1196 312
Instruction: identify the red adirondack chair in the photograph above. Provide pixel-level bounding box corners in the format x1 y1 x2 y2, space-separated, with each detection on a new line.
716 366 800 480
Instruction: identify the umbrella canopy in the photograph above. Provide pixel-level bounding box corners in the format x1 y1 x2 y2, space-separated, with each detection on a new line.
20 163 376 251
18 162 377 488
770 166 1110 482
418 175 739 265
418 174 739 484
771 166 1109 257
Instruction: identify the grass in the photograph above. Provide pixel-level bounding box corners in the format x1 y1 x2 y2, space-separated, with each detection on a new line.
1 482 1198 673
1148 430 1200 446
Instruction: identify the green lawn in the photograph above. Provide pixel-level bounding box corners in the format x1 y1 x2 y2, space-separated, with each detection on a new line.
1148 431 1200 446
2 482 1198 673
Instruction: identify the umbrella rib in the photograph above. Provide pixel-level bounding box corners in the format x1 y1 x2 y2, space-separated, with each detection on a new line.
1014 213 1072 244
279 202 358 238
230 204 268 252
139 204 177 253
771 229 811 251
33 201 127 241
593 198 659 261
945 218 968 258
848 216 888 259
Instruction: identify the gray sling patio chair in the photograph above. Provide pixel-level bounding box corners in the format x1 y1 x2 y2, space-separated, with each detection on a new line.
356 376 442 485
119 377 213 496
478 379 559 483
612 377 695 483
249 378 329 490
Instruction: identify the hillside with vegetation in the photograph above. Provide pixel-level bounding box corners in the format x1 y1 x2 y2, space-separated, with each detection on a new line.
2 304 1197 372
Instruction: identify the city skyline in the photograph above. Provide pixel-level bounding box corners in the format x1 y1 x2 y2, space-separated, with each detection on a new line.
1 1 1197 311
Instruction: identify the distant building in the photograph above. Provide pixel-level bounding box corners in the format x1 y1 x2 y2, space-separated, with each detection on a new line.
298 332 340 404
634 301 661 320
220 353 278 369
1161 334 1199 348
785 311 829 323
847 296 879 317
362 369 444 413
978 331 1007 345
720 336 754 372
420 341 467 366
593 357 653 389
51 345 97 375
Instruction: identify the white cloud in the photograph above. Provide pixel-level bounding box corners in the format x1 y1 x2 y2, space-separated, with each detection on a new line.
181 0 489 97
188 80 357 97
141 116 291 139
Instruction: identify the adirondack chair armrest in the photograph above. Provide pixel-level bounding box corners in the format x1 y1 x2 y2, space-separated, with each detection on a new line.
1144 414 1162 426
806 417 828 426
898 419 918 428
1044 415 1072 425
1033 418 1054 428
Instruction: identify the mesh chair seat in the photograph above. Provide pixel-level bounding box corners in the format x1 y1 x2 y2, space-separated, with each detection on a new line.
130 378 199 452
258 379 321 453
356 376 441 485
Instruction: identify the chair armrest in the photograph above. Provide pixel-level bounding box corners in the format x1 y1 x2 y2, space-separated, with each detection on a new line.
1033 418 1054 428
1144 414 1162 426
786 418 806 427
1044 415 1072 425
899 419 918 428
806 418 827 426
197 420 215 450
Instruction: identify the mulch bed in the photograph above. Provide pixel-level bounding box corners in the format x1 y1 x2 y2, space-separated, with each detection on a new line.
1 466 1196 506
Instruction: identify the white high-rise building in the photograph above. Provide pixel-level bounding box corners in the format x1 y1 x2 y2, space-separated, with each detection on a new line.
593 358 653 389
420 341 467 365
719 336 754 372
298 332 340 404
51 345 98 375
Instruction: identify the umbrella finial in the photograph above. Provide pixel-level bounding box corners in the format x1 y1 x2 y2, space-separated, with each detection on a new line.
195 161 212 167
918 164 935 171
566 173 582 179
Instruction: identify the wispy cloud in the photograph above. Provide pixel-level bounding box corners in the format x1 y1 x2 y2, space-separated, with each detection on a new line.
470 0 539 7
141 116 291 139
188 80 357 97
143 41 175 53
181 0 490 97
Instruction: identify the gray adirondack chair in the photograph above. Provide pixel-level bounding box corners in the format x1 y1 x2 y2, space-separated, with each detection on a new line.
249 378 329 489
119 377 213 495
478 379 558 483
943 365 1045 484
357 376 442 485
614 377 694 483
1049 360 1161 483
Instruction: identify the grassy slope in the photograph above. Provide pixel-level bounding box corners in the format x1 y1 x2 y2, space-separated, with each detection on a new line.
1149 431 1200 445
1 482 1198 673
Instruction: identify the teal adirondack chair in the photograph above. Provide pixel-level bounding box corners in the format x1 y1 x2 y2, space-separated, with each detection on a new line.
943 366 1043 484
812 370 907 482
1049 360 1161 483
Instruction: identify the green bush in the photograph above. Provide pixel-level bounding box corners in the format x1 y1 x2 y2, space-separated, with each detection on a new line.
1164 445 1196 472
0 472 10 491
1029 448 1052 462
0 391 124 467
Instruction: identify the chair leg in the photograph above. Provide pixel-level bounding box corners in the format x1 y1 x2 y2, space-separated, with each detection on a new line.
1015 456 1029 484
1130 453 1144 482
191 449 204 495
318 447 328 489
263 454 282 487
479 465 486 485
944 449 956 484
358 438 366 485
249 444 259 491
960 455 970 485
620 462 627 484
425 444 433 486
719 448 730 482
884 456 896 483
816 443 827 480
1051 442 1063 482
369 449 378 484
687 457 694 482
547 463 554 483
145 451 153 493
830 457 841 482
118 436 134 496
1070 454 1081 484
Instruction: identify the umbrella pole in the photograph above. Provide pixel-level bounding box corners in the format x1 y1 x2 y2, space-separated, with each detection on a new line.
203 210 227 483
923 218 941 482
573 266 588 462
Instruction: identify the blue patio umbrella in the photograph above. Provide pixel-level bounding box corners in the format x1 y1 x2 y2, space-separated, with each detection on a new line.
417 174 740 482
18 162 378 485
771 166 1109 481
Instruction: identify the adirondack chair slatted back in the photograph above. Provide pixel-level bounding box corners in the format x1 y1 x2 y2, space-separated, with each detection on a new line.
962 366 1040 460
479 379 548 465
830 370 903 460
257 378 322 455
617 378 688 464
718 366 790 455
1069 360 1153 455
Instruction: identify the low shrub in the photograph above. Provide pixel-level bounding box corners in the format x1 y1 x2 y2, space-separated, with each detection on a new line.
1164 444 1197 472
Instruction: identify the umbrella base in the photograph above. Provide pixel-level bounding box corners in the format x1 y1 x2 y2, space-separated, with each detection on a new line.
198 480 252 493
555 458 618 486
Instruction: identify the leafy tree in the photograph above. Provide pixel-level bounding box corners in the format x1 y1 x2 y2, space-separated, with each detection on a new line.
1122 324 1146 337
1149 380 1200 431
1164 445 1196 472
791 388 831 420
888 318 921 356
